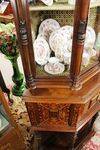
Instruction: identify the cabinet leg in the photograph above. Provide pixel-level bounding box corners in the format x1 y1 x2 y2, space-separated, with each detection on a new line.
67 132 77 150
90 112 98 130
33 132 42 150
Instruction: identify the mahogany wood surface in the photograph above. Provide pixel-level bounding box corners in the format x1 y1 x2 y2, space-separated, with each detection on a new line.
70 0 91 88
0 127 25 150
10 0 100 90
24 73 100 132
10 0 36 88
10 0 100 149
0 88 25 149
32 114 97 150
24 73 100 101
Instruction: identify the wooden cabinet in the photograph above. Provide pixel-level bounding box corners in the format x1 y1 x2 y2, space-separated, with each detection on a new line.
10 0 100 149
24 73 100 132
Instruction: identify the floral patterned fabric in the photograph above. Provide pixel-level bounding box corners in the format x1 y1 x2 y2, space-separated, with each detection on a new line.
82 133 100 150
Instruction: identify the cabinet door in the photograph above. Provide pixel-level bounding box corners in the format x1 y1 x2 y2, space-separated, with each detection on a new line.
29 2 77 79
0 89 25 149
80 6 100 79
10 1 76 84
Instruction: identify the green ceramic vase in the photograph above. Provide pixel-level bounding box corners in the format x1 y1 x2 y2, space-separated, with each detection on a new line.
0 29 25 96
7 54 25 96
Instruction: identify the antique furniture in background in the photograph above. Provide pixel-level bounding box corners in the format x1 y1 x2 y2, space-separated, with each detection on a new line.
0 70 10 98
0 88 25 150
10 0 100 149
0 0 13 23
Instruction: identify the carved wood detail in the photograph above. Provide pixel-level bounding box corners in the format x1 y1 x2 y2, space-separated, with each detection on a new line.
70 0 91 87
10 0 36 88
77 20 87 44
68 104 84 127
19 20 28 45
26 102 84 131
26 103 70 127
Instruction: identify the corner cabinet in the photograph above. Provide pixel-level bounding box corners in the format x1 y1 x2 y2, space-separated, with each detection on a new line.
10 0 100 149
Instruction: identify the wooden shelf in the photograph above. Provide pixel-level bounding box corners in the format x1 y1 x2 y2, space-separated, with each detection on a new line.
29 2 100 11
29 3 75 11
0 14 14 23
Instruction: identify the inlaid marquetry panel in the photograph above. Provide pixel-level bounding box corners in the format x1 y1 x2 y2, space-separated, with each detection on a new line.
26 103 70 126
26 101 84 131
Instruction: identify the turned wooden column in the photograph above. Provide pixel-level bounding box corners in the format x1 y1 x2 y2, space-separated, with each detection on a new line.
10 0 36 88
70 0 91 89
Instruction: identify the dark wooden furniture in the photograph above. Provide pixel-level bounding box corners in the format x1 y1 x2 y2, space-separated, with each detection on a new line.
0 88 25 150
0 70 10 96
10 0 100 149
24 73 100 149
0 70 14 103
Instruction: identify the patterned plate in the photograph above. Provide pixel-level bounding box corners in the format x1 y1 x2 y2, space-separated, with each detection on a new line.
44 62 65 75
68 0 76 5
33 37 51 65
82 51 90 67
63 51 71 65
85 48 97 58
39 18 60 41
85 26 96 50
48 57 60 64
49 25 73 53
40 0 53 6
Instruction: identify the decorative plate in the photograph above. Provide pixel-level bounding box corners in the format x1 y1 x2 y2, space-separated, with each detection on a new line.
37 33 47 40
68 0 75 5
39 18 60 41
48 57 60 64
85 48 97 58
59 25 73 40
85 26 96 50
44 62 65 75
33 37 51 65
63 51 71 65
40 0 53 6
66 39 73 52
82 52 90 67
49 25 73 53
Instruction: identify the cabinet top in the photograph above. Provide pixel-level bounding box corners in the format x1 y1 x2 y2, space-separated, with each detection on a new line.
23 73 100 104
29 2 100 11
